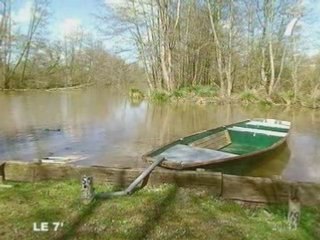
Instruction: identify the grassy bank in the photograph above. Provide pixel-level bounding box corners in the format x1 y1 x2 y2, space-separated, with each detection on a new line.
129 86 320 109
0 180 319 240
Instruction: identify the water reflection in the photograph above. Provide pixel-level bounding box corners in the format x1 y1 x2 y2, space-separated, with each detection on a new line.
0 88 319 182
207 143 291 177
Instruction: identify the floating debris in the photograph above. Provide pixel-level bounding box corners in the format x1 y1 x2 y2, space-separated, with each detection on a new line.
39 155 87 164
44 128 61 132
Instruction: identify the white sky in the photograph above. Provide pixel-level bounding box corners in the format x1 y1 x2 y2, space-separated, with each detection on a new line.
58 18 82 36
12 1 32 23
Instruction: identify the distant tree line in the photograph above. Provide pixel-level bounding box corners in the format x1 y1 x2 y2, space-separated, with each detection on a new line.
0 0 143 90
102 0 320 107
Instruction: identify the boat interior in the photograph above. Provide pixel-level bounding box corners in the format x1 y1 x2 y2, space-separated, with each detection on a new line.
151 119 290 165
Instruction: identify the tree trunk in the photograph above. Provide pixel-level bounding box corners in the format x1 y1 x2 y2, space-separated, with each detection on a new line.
207 0 225 96
267 39 275 96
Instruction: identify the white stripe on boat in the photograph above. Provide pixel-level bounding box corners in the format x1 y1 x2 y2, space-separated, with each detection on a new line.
252 118 291 126
228 126 287 137
246 121 290 129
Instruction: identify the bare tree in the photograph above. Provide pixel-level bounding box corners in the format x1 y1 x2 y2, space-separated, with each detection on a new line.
19 0 50 85
0 0 12 88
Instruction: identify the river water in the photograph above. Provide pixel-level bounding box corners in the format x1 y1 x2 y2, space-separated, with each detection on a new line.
0 87 319 182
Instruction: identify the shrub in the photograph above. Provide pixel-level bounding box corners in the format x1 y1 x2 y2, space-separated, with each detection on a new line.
192 85 217 97
277 91 295 105
129 88 144 100
150 90 170 102
171 87 190 98
239 90 259 104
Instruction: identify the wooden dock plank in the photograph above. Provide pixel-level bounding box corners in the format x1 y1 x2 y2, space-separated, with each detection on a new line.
3 161 222 196
298 182 320 206
2 161 320 206
222 174 290 203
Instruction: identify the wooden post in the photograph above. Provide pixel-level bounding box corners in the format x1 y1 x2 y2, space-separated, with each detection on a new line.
81 175 95 204
0 162 4 184
0 162 12 188
288 184 301 230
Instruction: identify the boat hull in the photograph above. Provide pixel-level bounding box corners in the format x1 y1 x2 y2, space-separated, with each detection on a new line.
142 119 291 170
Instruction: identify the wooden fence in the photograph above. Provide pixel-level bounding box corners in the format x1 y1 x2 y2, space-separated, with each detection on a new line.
2 161 320 206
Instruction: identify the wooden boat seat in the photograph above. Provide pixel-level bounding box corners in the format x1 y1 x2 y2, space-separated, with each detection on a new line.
221 143 262 155
155 144 238 164
228 126 287 137
246 121 290 130
189 130 231 150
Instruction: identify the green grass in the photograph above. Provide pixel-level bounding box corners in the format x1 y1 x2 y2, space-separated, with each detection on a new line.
239 90 260 104
149 85 218 103
144 86 319 108
150 90 171 102
191 85 217 97
0 180 319 240
129 88 144 100
277 91 296 105
171 85 217 99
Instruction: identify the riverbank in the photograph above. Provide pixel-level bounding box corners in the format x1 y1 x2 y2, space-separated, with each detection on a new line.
130 87 320 109
1 85 318 109
0 83 96 92
0 179 319 240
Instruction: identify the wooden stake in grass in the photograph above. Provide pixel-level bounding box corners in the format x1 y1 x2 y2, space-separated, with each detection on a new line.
0 162 5 184
0 163 12 188
288 184 301 230
81 175 94 204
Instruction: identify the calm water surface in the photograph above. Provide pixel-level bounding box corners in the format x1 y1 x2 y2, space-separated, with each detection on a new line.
0 88 319 182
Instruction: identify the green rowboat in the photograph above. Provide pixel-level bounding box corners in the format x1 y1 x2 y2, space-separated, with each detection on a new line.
142 119 291 170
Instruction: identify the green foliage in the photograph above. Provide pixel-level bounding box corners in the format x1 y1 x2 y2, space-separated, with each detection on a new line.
276 91 295 105
240 90 260 104
192 85 217 97
150 90 171 102
150 85 217 103
258 99 273 107
300 94 320 109
171 87 190 98
170 85 217 100
129 88 144 100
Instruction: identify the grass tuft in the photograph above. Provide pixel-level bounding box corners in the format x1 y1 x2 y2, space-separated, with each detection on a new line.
239 90 260 104
129 88 144 100
150 90 171 102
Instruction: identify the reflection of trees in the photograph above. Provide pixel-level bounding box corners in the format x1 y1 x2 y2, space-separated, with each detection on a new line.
140 103 239 147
